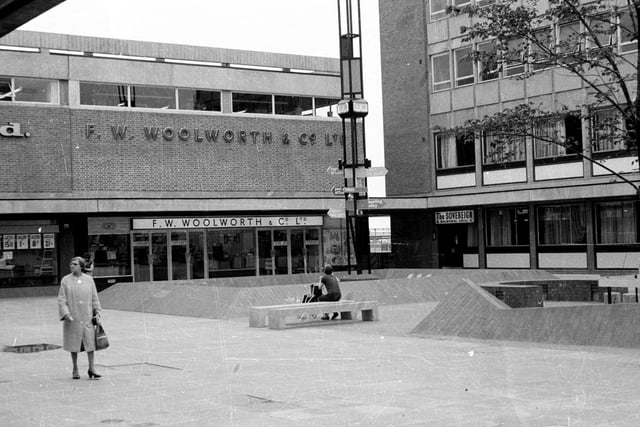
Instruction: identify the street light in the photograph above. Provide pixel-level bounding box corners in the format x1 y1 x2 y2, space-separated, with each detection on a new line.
337 0 370 274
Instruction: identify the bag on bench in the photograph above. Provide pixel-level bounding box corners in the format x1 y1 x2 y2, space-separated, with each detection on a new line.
301 283 323 303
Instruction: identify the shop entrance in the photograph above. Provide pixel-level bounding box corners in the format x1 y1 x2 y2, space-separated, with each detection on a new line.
257 228 322 276
438 224 468 268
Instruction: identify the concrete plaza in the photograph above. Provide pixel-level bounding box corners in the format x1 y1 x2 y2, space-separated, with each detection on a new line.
1 295 640 426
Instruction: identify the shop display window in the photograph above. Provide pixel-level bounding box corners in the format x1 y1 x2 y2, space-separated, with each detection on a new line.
207 230 255 277
538 204 586 245
0 233 57 287
88 234 131 277
596 201 638 244
486 208 529 247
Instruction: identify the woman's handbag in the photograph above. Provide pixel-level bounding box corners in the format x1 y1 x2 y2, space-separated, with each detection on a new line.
95 322 109 351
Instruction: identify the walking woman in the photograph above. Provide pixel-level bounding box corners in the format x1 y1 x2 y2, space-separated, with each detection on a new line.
58 256 102 379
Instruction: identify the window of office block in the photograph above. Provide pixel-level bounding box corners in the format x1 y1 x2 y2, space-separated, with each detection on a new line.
435 132 475 169
619 8 638 53
502 38 526 76
454 47 474 86
534 115 582 159
0 76 57 103
486 207 529 247
591 108 627 153
80 82 129 107
530 28 554 70
431 52 451 91
274 95 313 116
430 0 448 20
482 131 525 165
314 97 340 117
538 204 586 245
178 89 221 112
232 92 273 114
477 41 500 81
596 201 638 244
586 13 615 50
557 20 582 57
131 85 175 109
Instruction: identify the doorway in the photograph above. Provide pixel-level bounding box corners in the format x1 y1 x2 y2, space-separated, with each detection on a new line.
438 224 468 268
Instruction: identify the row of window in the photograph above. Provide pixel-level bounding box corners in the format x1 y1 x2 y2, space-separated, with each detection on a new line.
435 108 628 169
0 76 340 117
483 201 637 247
430 9 637 91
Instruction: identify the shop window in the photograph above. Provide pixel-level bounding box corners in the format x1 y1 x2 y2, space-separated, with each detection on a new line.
431 52 451 91
486 208 529 246
591 108 627 153
274 95 313 116
232 92 273 114
435 132 475 170
131 85 175 109
538 204 586 245
482 130 525 165
619 8 638 53
177 89 221 111
314 97 340 117
80 82 129 107
596 201 638 244
0 232 58 286
454 47 474 86
477 41 500 82
88 235 131 277
207 230 256 277
0 76 57 103
534 115 582 159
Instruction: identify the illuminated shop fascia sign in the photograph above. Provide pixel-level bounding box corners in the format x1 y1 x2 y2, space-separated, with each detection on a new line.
132 216 324 230
435 210 474 224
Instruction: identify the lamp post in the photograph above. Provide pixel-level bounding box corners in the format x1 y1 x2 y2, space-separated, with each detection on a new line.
337 0 370 274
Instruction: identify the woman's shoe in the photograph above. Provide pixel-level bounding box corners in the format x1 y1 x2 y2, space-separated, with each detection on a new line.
72 371 80 380
87 370 102 379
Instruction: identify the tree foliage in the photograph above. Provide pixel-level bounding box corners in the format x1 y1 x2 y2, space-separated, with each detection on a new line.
443 0 640 188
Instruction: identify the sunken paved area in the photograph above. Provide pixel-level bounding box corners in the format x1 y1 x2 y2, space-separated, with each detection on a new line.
2 294 640 426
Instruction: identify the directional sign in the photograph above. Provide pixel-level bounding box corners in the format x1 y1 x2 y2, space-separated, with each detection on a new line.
326 166 343 175
368 198 386 209
343 186 368 195
331 186 345 196
355 166 388 178
327 209 346 219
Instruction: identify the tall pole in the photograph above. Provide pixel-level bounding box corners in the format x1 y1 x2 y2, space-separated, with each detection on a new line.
337 0 369 275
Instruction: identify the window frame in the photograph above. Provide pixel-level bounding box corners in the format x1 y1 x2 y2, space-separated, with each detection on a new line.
434 131 476 171
454 46 475 87
485 207 530 247
537 204 587 246
0 76 58 104
595 201 639 245
431 52 452 92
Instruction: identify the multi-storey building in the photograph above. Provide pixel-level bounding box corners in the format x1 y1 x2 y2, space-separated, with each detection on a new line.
379 0 640 272
0 30 348 292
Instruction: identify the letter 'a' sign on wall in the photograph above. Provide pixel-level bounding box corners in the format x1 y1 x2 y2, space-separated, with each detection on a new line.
435 210 475 224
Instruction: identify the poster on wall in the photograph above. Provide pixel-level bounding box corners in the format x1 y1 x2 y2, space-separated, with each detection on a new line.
16 234 28 250
43 234 55 249
322 228 356 267
29 234 42 249
3 234 15 250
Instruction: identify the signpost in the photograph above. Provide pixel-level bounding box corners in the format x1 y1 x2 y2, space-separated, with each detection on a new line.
355 166 388 178
331 185 345 196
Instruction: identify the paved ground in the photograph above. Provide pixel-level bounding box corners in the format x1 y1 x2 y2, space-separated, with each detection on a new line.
2 297 640 426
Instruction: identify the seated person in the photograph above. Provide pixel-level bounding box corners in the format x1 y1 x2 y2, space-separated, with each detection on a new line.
316 264 341 319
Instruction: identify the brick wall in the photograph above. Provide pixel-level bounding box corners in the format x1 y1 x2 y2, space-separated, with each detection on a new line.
378 0 431 196
1 103 347 194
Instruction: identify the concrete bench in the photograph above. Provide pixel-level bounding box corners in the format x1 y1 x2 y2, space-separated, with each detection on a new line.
249 301 353 328
267 300 379 330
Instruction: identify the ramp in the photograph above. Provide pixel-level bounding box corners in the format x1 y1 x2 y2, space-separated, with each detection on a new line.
412 279 640 348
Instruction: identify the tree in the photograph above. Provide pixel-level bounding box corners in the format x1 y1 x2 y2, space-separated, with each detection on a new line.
443 0 640 192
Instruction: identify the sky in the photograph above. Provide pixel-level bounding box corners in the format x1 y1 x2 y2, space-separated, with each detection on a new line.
19 0 386 198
